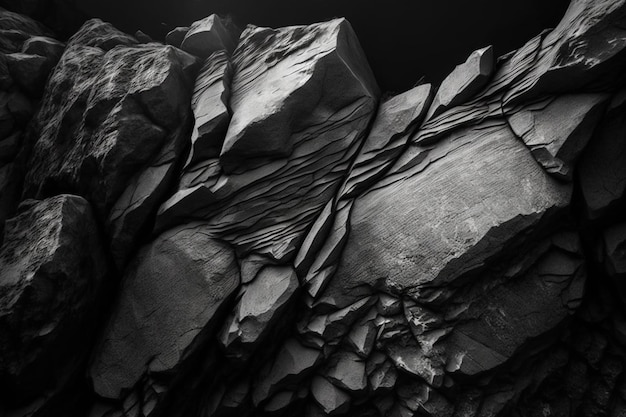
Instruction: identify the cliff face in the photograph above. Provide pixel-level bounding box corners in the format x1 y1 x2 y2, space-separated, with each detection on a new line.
1 2 626 417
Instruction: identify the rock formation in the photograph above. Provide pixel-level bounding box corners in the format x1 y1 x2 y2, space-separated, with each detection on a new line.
0 1 626 417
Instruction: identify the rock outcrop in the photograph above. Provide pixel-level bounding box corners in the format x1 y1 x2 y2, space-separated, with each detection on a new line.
1 1 626 417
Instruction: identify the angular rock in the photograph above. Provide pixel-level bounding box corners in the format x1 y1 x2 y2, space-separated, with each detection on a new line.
367 353 398 392
507 94 608 180
90 223 240 399
165 26 189 48
157 18 378 263
24 29 196 265
253 338 321 405
186 50 231 165
0 195 107 403
341 83 433 198
444 242 586 376
324 351 367 394
579 92 626 219
325 120 572 309
220 18 378 172
180 14 240 58
21 36 64 60
426 45 494 120
219 265 299 361
310 376 351 415
346 312 377 357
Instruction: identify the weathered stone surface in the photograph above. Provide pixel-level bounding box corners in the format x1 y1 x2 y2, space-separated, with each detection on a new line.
90 223 239 399
0 195 106 402
219 265 299 361
340 83 433 199
186 50 231 165
326 120 571 308
507 93 607 180
180 14 240 58
220 18 378 172
426 46 494 120
24 22 197 265
324 351 367 394
157 18 378 263
444 241 586 376
66 18 137 50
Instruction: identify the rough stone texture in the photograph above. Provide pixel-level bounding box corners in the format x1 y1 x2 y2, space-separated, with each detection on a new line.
157 17 379 264
186 50 231 165
219 265 299 361
180 14 241 58
507 93 608 180
0 195 106 404
2 1 626 417
426 45 494 120
23 19 197 266
90 223 240 400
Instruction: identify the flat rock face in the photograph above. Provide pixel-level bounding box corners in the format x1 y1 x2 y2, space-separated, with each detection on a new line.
0 195 106 403
90 223 240 400
326 120 571 307
23 20 197 265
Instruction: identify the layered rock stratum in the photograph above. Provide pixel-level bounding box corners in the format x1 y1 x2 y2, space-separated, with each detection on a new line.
1 1 626 416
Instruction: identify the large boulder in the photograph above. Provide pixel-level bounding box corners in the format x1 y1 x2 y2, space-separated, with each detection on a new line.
90 223 240 401
23 19 198 266
0 195 107 404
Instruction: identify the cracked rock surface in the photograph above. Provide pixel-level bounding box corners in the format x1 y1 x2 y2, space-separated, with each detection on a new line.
1 1 626 417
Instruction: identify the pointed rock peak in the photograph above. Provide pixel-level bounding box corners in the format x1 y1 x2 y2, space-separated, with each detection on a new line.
181 14 242 58
165 26 189 48
426 45 494 120
219 17 379 173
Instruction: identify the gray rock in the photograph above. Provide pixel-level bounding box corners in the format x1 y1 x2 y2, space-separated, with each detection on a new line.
0 195 106 401
326 120 571 309
186 50 231 165
219 265 299 361
579 91 626 219
165 26 189 48
180 14 240 58
24 37 196 266
425 46 494 120
220 18 378 173
341 83 433 198
444 242 586 376
21 36 64 60
90 223 240 399
366 353 397 392
5 52 50 96
324 351 367 394
507 94 608 180
66 19 137 50
310 376 351 415
253 338 321 405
